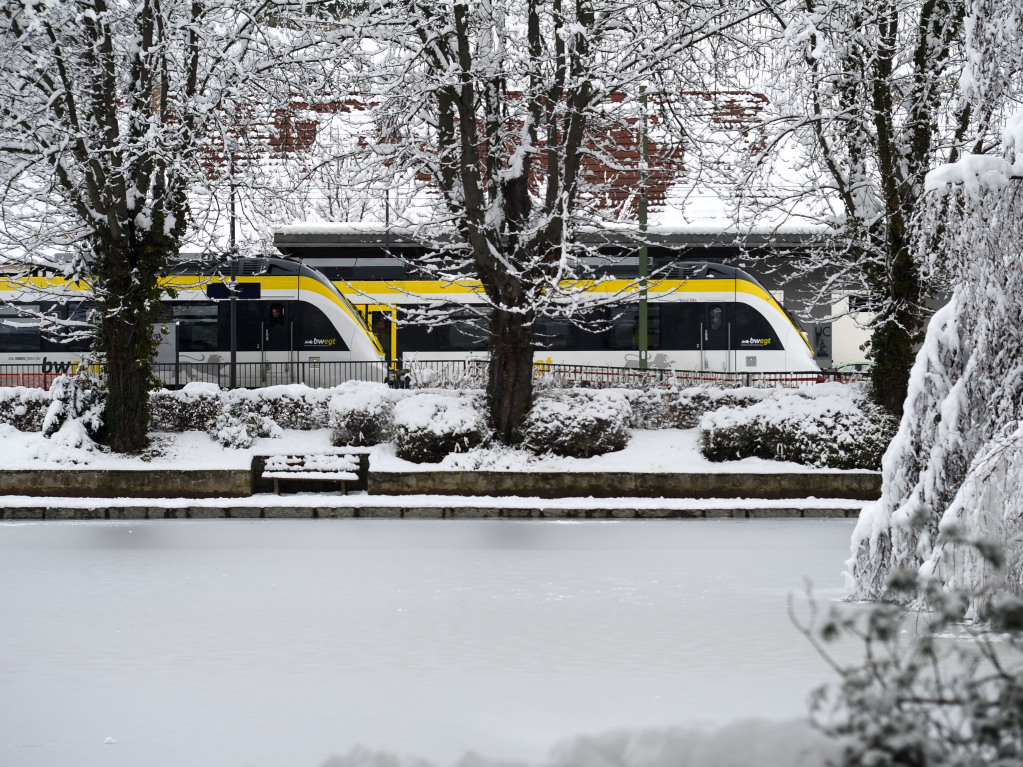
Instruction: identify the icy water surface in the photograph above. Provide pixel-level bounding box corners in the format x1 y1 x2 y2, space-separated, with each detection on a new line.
0 518 855 767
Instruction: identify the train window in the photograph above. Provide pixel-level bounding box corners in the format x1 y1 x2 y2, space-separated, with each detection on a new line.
174 304 220 351
607 306 661 350
660 304 702 349
396 307 489 353
535 318 574 349
298 303 349 351
47 303 93 352
708 305 724 331
734 304 782 350
0 305 42 351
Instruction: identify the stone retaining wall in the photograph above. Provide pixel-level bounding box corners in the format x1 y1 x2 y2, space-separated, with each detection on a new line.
0 505 864 520
369 471 882 500
0 469 252 499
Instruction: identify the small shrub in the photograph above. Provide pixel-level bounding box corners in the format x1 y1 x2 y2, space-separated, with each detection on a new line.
42 374 104 445
699 384 896 469
392 392 487 463
209 398 280 449
0 387 49 432
522 389 631 458
149 383 223 432
329 381 395 446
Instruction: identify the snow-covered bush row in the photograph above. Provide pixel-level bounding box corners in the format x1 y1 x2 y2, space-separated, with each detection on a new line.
149 383 224 432
0 386 50 432
522 389 632 457
392 391 488 463
698 384 896 470
329 381 397 447
149 383 336 433
623 386 767 429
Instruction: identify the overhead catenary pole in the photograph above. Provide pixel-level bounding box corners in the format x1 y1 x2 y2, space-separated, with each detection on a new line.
638 85 649 370
228 140 238 390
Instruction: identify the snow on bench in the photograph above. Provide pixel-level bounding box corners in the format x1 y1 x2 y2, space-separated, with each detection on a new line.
261 453 362 494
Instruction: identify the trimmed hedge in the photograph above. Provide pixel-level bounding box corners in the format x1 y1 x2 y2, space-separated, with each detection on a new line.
0 386 49 432
392 392 487 463
624 386 766 429
329 381 396 447
699 385 896 469
523 389 632 458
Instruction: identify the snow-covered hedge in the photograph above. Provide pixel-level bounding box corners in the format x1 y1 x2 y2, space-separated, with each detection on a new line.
237 385 333 431
624 386 766 429
149 383 224 432
522 389 632 457
329 381 396 447
698 384 896 469
0 386 50 432
392 392 487 463
149 383 333 434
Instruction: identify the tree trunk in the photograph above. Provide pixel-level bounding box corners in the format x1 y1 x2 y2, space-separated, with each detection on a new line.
101 310 151 452
871 244 922 416
95 232 165 453
487 306 535 443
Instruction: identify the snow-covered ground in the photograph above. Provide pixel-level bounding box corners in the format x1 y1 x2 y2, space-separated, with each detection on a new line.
0 518 857 767
0 424 848 474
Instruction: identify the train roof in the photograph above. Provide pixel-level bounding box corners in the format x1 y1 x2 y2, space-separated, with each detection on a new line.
169 256 330 282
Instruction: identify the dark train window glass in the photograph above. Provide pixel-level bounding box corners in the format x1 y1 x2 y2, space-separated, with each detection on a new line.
174 304 220 351
535 318 574 350
734 303 782 350
0 305 42 351
660 303 703 349
572 308 611 351
44 303 93 352
396 307 489 353
607 305 660 350
708 305 724 331
298 303 349 352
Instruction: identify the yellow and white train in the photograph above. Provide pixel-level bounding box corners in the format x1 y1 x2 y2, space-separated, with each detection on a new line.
334 260 819 374
0 257 385 387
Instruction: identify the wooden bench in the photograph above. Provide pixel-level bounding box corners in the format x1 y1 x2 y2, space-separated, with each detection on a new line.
258 452 365 495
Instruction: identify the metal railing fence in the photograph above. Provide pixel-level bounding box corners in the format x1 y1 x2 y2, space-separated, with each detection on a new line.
0 360 865 391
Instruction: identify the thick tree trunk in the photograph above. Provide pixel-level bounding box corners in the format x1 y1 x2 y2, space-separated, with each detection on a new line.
101 310 151 452
95 234 163 453
487 306 535 443
871 245 922 416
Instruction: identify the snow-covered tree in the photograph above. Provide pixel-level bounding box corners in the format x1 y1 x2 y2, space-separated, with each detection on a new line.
302 0 752 443
745 0 1015 414
0 0 306 451
847 0 1023 615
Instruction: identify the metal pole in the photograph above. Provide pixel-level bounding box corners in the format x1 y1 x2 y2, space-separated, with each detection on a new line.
638 85 649 370
228 142 238 390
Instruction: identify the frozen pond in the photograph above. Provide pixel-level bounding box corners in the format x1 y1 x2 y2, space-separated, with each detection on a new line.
0 518 856 767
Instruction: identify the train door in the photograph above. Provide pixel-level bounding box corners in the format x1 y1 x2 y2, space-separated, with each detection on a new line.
262 301 296 384
359 304 397 364
702 303 732 371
